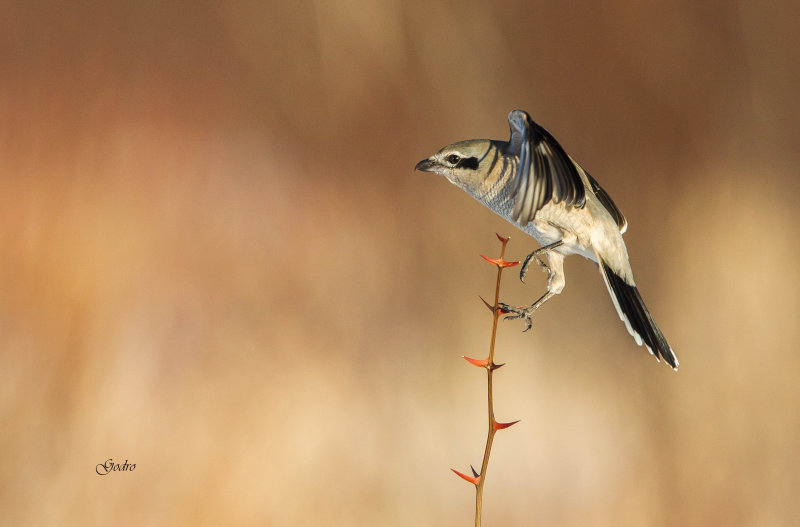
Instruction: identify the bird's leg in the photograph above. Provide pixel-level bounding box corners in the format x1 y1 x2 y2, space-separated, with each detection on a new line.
519 241 563 283
500 250 566 332
499 290 556 332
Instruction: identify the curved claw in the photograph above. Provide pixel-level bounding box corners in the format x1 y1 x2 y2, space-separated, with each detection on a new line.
520 253 535 283
520 254 551 284
500 289 556 332
500 304 534 332
503 313 533 332
536 256 551 277
519 242 563 283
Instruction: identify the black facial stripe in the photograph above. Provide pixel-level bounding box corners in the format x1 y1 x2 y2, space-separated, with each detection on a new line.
456 157 479 170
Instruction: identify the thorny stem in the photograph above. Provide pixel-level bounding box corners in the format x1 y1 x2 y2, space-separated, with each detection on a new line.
452 236 519 524
475 235 513 527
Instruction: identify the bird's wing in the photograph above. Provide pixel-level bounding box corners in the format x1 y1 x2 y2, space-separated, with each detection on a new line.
585 171 627 233
507 110 586 226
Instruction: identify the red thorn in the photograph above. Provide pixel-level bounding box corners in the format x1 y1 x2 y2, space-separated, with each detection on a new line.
495 233 510 243
451 468 480 485
463 356 490 368
478 296 495 312
480 255 520 268
492 419 520 431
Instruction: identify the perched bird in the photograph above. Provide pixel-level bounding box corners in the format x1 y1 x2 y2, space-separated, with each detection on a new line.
415 110 678 370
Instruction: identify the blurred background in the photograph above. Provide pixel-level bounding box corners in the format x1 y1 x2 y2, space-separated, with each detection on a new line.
2 1 799 525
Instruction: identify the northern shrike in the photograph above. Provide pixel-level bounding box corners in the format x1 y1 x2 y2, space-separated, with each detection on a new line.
415 110 678 370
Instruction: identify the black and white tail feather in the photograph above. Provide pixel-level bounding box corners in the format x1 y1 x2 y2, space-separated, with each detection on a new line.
414 109 679 371
599 259 679 370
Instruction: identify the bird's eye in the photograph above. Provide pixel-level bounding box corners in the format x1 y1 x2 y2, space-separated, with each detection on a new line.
447 154 461 165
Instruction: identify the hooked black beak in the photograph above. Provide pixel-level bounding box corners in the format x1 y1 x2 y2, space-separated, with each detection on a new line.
414 157 436 172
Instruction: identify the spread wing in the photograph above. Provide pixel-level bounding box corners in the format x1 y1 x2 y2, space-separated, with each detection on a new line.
585 171 627 233
507 110 586 226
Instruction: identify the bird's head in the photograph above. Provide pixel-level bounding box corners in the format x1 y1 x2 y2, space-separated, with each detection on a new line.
414 139 498 194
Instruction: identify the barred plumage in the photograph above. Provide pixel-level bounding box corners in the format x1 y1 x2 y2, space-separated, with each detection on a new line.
415 109 678 370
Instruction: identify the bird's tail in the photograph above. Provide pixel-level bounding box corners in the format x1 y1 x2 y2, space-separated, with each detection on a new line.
598 258 679 370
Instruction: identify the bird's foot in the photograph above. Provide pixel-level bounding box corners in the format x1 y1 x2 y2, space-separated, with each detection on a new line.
499 290 556 332
499 303 535 332
520 254 551 283
519 241 563 283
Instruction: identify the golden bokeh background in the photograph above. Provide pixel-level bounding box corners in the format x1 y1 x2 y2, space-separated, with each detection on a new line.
2 1 799 525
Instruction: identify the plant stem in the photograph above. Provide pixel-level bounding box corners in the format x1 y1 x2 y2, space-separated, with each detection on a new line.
475 236 510 527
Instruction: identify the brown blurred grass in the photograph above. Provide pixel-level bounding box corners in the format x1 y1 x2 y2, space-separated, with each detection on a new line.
1 1 799 525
